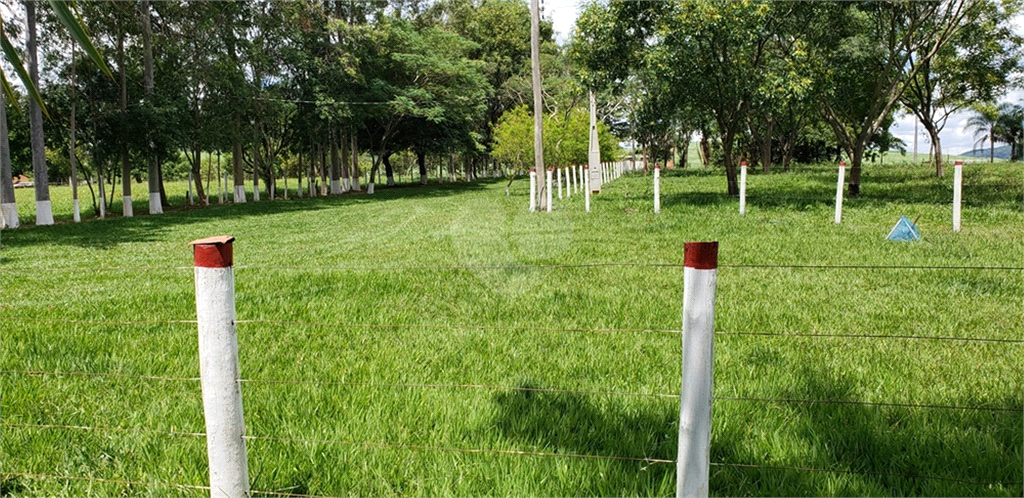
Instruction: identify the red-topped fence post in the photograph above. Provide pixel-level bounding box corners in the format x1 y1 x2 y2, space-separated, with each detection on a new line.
191 235 250 498
677 241 718 498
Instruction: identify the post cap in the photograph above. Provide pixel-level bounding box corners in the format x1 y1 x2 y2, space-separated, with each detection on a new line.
547 166 553 171
740 161 747 167
955 160 963 166
655 164 661 169
839 161 846 167
684 241 719 270
190 235 235 268
530 168 536 173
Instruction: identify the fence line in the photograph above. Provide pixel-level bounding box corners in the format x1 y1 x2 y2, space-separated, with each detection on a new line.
2 369 200 383
1 422 206 438
7 370 1016 413
244 435 676 465
716 397 1021 413
2 262 1020 274
709 462 1020 487
3 316 1018 345
1 471 210 492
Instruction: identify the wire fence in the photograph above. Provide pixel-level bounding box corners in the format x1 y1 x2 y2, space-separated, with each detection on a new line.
3 259 1022 495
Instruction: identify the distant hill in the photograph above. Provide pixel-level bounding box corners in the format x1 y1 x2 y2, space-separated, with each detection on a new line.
957 145 1012 159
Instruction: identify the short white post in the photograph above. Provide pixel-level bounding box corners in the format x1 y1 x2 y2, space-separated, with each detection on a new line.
738 161 747 216
546 167 553 212
578 165 584 193
190 235 250 498
654 164 661 214
953 160 963 232
834 161 845 225
565 167 572 197
557 167 563 199
584 166 591 212
529 168 537 212
677 241 718 498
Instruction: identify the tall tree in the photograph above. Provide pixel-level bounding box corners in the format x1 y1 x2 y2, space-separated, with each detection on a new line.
25 1 52 225
0 87 16 228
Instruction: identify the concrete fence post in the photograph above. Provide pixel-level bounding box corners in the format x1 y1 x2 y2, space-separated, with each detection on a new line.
835 161 846 225
557 167 563 199
190 235 250 498
584 166 591 212
654 164 661 214
953 160 963 232
738 161 747 216
529 168 537 212
677 241 718 498
546 167 553 213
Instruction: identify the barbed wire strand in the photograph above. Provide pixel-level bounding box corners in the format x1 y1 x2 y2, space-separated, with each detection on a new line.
2 369 200 382
1 422 206 438
2 316 1017 345
1 472 210 492
2 262 1019 274
5 370 1017 413
6 428 1014 488
244 435 676 464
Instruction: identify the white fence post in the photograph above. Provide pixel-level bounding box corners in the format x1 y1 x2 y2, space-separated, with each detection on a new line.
584 166 591 212
953 160 963 232
190 235 250 498
578 165 584 193
529 168 537 212
557 167 563 199
654 164 661 214
546 167 553 213
738 161 747 216
677 241 718 498
834 161 846 225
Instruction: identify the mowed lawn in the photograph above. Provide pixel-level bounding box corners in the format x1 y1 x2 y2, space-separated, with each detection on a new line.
1 162 1021 497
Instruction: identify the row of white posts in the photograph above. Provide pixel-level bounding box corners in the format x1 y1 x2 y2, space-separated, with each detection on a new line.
190 236 720 498
529 161 629 213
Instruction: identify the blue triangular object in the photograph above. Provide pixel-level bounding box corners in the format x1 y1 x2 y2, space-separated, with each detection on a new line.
886 216 920 241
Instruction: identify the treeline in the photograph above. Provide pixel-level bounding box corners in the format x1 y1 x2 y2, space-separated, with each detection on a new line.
2 0 572 222
570 0 1023 195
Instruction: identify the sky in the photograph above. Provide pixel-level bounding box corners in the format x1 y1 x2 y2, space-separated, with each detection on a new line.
544 2 1024 156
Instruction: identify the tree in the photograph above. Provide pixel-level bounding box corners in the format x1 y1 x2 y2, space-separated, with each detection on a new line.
808 0 980 195
964 103 1002 163
25 1 53 225
901 0 1022 175
993 103 1023 161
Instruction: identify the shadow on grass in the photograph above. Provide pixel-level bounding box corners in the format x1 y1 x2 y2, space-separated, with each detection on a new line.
0 181 488 250
489 370 1022 496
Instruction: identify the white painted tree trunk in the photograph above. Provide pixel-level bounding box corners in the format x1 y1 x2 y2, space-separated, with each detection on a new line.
97 170 106 219
677 241 718 498
557 167 562 199
123 196 133 217
0 84 18 228
834 162 845 225
654 165 661 214
739 162 747 216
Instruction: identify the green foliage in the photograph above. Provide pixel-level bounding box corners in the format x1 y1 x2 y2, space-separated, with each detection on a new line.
491 105 618 172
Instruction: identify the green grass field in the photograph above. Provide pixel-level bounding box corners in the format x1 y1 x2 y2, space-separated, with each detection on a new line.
2 161 1022 497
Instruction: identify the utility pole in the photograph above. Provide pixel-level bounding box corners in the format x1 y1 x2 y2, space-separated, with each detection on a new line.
530 0 544 211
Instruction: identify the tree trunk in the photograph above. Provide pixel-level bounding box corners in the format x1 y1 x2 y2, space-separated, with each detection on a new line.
530 0 544 211
329 128 341 194
722 134 739 196
340 129 350 192
417 150 427 184
69 50 80 222
923 122 944 177
192 143 207 204
350 133 361 191
232 141 246 202
383 152 395 186
0 82 17 228
849 144 865 197
141 0 162 214
117 31 132 216
699 133 711 166
760 117 773 174
25 1 52 225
